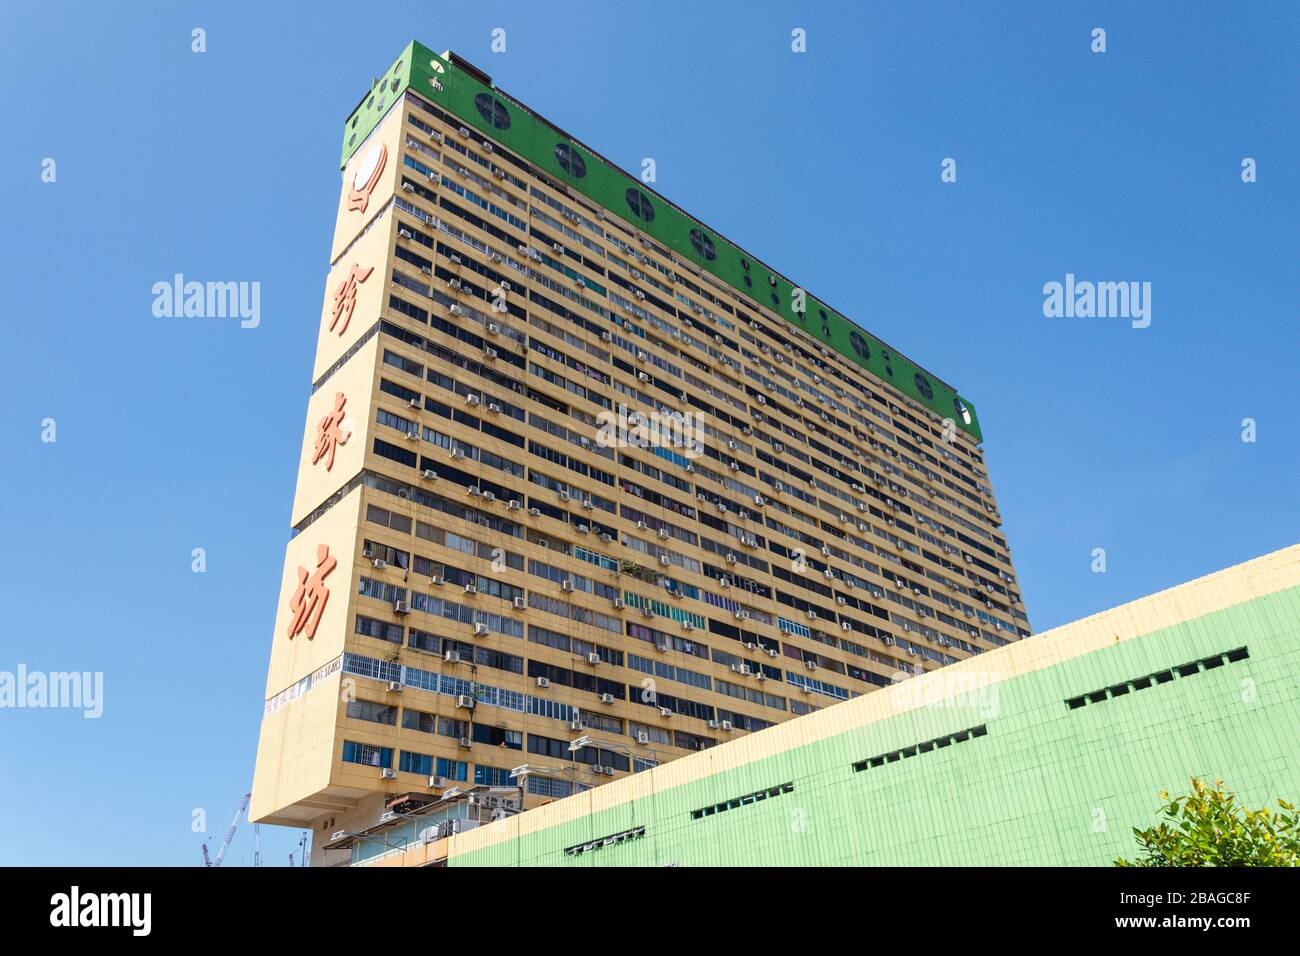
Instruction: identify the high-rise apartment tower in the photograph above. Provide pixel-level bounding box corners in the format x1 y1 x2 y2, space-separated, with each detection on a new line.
250 42 1029 865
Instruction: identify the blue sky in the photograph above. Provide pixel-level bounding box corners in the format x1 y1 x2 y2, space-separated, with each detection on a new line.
1 2 1295 865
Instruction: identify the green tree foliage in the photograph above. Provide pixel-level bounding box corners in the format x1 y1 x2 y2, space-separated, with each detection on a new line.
1116 777 1299 867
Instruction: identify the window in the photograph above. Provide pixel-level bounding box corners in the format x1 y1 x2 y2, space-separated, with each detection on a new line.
689 228 717 261
437 757 468 781
474 93 511 129
913 372 934 400
625 187 655 222
475 765 512 787
554 142 587 178
342 741 392 768
346 700 397 726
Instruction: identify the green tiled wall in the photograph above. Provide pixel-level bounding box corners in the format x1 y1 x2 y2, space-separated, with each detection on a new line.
451 585 1300 866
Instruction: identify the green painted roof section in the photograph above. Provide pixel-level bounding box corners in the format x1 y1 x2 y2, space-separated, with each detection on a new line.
340 41 984 441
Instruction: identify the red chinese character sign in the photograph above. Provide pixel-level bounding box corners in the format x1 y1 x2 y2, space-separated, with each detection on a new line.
287 544 337 640
312 392 351 471
329 264 373 336
347 142 387 214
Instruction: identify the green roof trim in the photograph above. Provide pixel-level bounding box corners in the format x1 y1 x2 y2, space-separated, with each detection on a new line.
340 42 984 441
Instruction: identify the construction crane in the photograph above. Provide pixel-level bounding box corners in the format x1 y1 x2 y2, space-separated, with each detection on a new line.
288 832 308 868
201 792 250 867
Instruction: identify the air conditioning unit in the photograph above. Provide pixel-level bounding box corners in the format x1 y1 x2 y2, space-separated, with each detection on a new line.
841 621 853 632
658 553 670 566
431 575 445 586
464 583 478 595
474 623 490 636
683 621 695 632
805 659 818 670
612 598 626 610
658 707 672 718
599 532 613 544
576 524 590 534
449 304 465 317
421 468 438 481
587 652 601 665
559 491 572 502
405 428 420 442
482 491 496 502
487 403 502 415
468 486 482 497
387 681 403 693
653 640 668 653
398 228 412 240
371 558 387 570
393 600 409 614
380 768 397 780
444 650 461 663
528 508 541 517
707 719 720 729
506 499 520 511
636 732 650 745
656 528 669 540
512 596 526 610
725 553 737 564
721 721 734 732
536 676 551 689
600 693 615 705
456 694 475 709
560 579 575 592
734 610 750 621
449 448 465 460
482 347 498 362
457 736 473 749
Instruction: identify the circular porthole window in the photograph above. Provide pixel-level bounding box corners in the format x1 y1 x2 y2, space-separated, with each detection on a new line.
474 93 511 130
954 398 972 425
913 372 934 400
554 143 587 178
743 276 752 288
849 330 871 363
626 188 655 222
689 229 717 261
740 257 751 272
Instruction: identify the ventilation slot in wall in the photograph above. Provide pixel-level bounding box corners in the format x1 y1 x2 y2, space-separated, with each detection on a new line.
1064 646 1250 711
852 724 988 773
691 782 794 820
563 824 646 858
